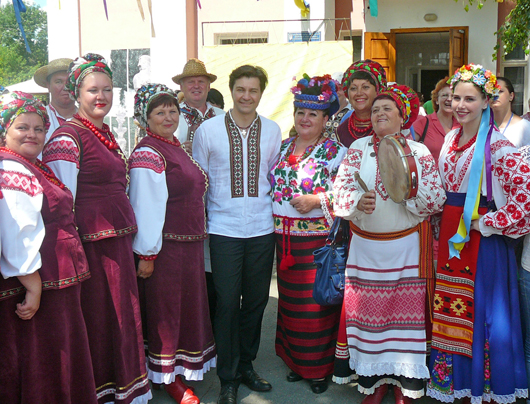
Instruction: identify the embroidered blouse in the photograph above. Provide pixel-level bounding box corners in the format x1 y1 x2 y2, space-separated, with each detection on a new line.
271 137 346 236
0 159 44 279
192 111 282 238
334 135 446 233
439 128 530 238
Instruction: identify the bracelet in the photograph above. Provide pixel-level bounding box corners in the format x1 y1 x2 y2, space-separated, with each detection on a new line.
138 254 157 261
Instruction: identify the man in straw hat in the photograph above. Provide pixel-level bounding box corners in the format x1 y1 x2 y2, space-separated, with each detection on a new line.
193 65 281 404
34 58 76 142
172 58 224 152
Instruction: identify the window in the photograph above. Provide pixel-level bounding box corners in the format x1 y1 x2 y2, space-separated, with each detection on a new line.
215 32 268 45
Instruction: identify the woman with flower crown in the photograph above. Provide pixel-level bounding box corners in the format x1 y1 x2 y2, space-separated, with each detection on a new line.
128 84 216 404
333 84 446 403
271 74 346 394
42 54 151 404
336 60 388 148
427 64 529 403
0 91 97 403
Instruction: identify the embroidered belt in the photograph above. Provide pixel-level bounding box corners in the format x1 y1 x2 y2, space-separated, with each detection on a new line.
273 215 330 236
80 224 138 242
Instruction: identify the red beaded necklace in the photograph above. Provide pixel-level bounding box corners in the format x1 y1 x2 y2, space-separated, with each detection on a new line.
348 111 373 140
146 129 181 147
286 134 323 166
0 147 66 189
74 113 119 150
449 128 477 153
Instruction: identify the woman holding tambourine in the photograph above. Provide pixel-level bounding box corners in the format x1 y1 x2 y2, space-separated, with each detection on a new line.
333 84 446 403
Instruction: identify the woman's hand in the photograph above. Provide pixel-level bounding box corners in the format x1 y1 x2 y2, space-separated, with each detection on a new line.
15 271 42 320
137 259 155 279
357 190 376 214
471 216 483 233
290 194 321 214
181 141 193 154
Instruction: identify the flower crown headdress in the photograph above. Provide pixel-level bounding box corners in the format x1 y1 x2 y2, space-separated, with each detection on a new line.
291 74 340 116
449 64 500 100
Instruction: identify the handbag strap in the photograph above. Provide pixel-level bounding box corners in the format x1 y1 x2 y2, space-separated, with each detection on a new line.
326 217 342 244
419 117 429 143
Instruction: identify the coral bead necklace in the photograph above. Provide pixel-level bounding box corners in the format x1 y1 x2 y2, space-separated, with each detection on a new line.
449 128 477 153
146 129 181 147
74 113 119 150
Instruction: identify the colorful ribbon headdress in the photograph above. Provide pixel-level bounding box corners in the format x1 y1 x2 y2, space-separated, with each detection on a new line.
291 74 340 116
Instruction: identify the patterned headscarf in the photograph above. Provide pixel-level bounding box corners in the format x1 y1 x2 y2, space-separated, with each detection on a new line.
134 83 179 129
449 63 500 101
291 74 340 117
373 84 420 129
0 91 50 137
342 59 387 93
66 53 113 99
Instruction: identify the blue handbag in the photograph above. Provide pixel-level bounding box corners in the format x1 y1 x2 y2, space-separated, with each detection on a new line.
312 218 349 306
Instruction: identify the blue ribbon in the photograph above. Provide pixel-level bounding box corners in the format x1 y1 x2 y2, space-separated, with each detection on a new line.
12 0 31 53
448 106 492 259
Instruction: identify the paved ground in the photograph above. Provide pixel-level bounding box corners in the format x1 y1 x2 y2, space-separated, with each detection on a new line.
150 271 525 404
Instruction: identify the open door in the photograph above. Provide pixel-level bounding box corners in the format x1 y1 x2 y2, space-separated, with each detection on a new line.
449 28 467 76
364 32 396 82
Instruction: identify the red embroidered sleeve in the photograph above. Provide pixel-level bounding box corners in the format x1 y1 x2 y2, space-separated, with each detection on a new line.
410 154 446 216
42 137 80 168
483 153 530 236
334 148 363 213
0 169 43 197
128 149 165 174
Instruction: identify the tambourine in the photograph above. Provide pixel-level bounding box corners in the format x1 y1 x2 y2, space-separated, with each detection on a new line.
377 134 419 203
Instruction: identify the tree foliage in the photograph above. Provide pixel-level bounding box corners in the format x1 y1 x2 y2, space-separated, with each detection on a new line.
456 0 530 60
0 3 48 86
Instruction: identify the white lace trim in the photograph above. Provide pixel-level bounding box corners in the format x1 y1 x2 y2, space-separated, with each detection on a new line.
426 387 528 404
319 192 334 227
332 375 358 385
147 356 216 384
350 358 430 380
358 379 425 399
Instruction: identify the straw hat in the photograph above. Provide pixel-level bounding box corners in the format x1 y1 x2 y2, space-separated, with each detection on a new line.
172 58 217 84
34 58 73 88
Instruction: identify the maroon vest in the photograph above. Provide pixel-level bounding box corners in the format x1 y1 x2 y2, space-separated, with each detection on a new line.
0 151 90 301
48 122 137 242
132 136 207 241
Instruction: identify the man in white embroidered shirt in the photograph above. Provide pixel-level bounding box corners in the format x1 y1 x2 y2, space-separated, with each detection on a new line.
193 65 281 404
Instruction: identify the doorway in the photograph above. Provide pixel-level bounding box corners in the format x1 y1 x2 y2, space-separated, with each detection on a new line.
396 32 450 101
364 27 468 97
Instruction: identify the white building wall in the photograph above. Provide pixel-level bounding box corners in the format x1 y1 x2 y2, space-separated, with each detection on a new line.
363 0 498 72
47 0 80 61
198 0 336 46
